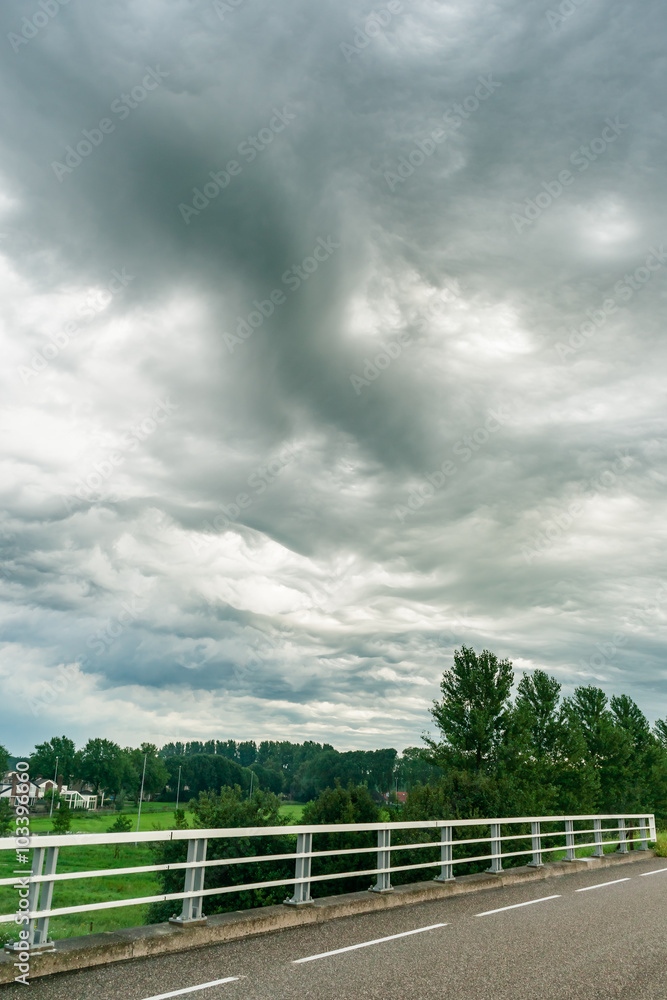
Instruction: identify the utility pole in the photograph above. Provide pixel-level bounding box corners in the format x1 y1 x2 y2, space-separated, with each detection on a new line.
49 756 59 819
249 770 254 799
136 753 147 835
175 765 182 813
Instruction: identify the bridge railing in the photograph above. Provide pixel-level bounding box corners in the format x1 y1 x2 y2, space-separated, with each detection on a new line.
1 812 656 952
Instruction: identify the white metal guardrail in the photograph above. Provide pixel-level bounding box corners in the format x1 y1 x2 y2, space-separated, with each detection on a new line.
0 813 656 952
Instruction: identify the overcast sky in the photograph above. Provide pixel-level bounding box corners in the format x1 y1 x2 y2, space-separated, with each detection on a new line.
1 0 666 755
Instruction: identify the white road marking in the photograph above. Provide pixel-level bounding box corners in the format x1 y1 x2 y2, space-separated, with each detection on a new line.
141 978 240 1000
292 923 448 963
640 867 667 877
576 878 631 892
476 895 561 917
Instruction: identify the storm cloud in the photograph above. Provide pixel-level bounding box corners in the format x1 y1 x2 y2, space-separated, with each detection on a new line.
1 0 666 752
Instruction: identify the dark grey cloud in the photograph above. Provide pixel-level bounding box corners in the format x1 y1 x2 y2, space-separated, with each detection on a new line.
0 0 666 752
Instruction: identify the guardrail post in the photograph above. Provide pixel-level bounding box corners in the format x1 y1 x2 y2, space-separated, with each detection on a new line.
7 846 59 954
434 824 455 882
639 817 649 850
32 847 58 950
169 838 208 926
616 818 628 854
593 819 604 856
370 828 393 893
486 823 503 874
564 819 576 862
285 832 313 906
527 821 543 867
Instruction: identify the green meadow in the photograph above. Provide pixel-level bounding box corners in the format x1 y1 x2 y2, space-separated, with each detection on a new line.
0 803 304 944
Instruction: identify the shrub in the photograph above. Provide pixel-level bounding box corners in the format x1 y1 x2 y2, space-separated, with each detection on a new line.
107 814 133 834
52 801 72 834
173 808 188 829
301 782 380 896
654 831 667 858
147 786 293 924
0 799 12 837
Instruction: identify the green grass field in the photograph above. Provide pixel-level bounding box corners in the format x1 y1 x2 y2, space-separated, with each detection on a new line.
0 802 305 945
278 802 304 822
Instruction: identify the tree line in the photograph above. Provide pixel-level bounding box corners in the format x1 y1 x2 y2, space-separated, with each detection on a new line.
11 645 667 819
147 647 667 921
17 736 434 804
423 646 667 820
160 741 422 800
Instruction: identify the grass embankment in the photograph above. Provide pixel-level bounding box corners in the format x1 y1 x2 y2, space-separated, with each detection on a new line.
0 802 305 944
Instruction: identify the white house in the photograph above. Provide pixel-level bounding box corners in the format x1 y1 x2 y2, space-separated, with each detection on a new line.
0 772 98 809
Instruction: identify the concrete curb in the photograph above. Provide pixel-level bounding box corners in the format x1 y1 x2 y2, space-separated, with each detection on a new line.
1 850 656 984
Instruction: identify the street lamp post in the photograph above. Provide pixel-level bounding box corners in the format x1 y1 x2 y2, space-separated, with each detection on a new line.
49 756 59 819
136 753 147 836
175 765 182 813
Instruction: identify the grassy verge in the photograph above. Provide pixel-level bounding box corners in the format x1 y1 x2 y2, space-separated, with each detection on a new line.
654 831 667 857
278 802 304 823
21 803 183 836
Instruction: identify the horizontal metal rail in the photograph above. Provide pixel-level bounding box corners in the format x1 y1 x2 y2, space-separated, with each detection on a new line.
0 823 649 889
0 813 654 850
1 813 655 948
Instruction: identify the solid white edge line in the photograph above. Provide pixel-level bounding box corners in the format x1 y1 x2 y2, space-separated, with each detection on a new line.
640 867 667 876
575 878 631 892
141 977 240 1000
292 923 448 963
476 895 561 917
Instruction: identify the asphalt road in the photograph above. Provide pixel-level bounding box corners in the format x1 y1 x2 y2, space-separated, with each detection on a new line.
4 856 667 1000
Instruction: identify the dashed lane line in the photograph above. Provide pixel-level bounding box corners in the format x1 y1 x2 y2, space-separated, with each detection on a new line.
292 923 449 964
141 978 241 1000
141 868 662 990
476 895 561 917
575 878 631 892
